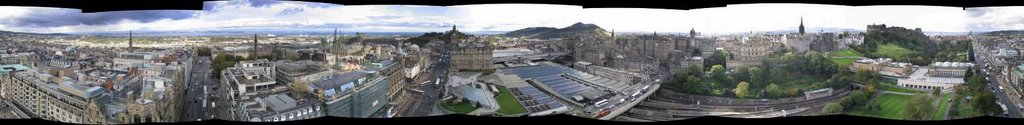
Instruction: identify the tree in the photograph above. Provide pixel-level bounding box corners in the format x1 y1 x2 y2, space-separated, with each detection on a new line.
749 67 764 89
688 76 705 94
911 56 928 65
705 50 728 69
865 81 877 95
828 75 851 89
709 65 727 83
766 83 783 98
821 102 844 115
734 82 750 98
292 81 310 95
854 69 875 83
732 67 751 84
932 87 942 97
865 100 882 112
846 91 869 108
902 95 936 120
973 92 1001 115
197 47 212 57
687 64 704 77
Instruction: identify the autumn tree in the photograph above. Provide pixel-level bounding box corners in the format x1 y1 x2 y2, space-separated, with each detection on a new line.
734 82 750 98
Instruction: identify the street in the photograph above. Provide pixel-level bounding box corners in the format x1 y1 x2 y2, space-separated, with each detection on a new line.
182 56 214 121
401 46 451 117
971 38 1023 118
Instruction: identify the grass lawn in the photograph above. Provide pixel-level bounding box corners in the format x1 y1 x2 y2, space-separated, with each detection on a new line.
848 93 913 120
828 49 863 57
934 93 952 120
827 49 864 68
874 44 916 59
878 81 926 94
831 58 860 68
442 100 479 114
495 86 528 115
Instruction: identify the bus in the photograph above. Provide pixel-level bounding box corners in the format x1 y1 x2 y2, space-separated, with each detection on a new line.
410 89 424 93
629 91 642 101
202 85 208 108
1018 103 1024 112
1000 103 1009 116
594 99 609 107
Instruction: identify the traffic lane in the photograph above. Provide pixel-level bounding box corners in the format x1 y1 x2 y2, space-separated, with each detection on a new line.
987 78 1022 118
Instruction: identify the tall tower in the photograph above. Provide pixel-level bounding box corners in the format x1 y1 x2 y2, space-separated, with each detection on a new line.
689 28 697 50
252 34 258 59
799 17 805 34
128 30 133 52
449 25 458 43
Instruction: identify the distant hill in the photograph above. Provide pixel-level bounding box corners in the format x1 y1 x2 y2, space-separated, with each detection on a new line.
0 30 68 36
503 22 610 39
502 27 557 38
983 30 1024 35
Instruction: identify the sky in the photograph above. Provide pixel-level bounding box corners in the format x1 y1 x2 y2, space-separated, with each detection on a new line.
0 1 1020 34
967 7 1024 32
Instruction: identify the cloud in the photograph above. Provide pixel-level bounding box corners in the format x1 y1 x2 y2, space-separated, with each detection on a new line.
0 2 1013 34
967 7 1024 32
582 8 691 33
449 4 582 31
78 10 198 25
847 6 967 32
0 0 453 33
0 7 81 28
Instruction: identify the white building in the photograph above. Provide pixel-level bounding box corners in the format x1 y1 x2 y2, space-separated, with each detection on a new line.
926 62 973 77
898 67 964 92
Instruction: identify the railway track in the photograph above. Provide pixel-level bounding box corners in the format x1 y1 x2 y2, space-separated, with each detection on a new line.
618 89 851 121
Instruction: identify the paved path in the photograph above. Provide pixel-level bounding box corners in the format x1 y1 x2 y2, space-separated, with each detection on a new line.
830 56 863 59
881 91 918 96
942 89 956 120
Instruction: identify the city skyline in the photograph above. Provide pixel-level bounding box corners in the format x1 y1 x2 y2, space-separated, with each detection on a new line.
0 1 1022 34
3 0 1024 123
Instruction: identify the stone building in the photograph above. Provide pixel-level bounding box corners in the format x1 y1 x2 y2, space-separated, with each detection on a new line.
450 37 494 71
809 32 839 52
850 58 915 77
722 38 783 68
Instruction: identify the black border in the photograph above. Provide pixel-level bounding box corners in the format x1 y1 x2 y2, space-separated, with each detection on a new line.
3 0 1024 124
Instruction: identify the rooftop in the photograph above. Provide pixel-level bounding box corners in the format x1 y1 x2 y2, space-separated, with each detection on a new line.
263 94 298 112
308 71 368 92
929 62 973 68
904 67 965 84
0 64 31 74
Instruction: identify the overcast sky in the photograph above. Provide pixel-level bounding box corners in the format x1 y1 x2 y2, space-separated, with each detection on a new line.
0 1 1018 34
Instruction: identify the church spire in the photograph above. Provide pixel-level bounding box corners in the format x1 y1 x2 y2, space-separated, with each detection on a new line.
128 30 133 51
799 16 805 34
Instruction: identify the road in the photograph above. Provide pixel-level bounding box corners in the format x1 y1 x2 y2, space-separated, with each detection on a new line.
401 46 451 117
972 38 1023 118
182 56 213 121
